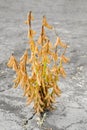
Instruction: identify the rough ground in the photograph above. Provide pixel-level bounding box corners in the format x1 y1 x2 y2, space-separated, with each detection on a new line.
0 0 87 130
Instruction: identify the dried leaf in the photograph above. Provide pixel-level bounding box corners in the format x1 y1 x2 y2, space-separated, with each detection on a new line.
59 66 66 77
23 86 30 96
19 61 26 74
54 37 61 47
26 97 33 105
55 37 67 48
7 11 69 114
50 96 55 103
37 74 41 86
52 53 58 61
28 29 36 39
54 85 61 96
61 55 70 63
25 11 34 25
42 16 53 29
20 49 28 63
7 54 18 71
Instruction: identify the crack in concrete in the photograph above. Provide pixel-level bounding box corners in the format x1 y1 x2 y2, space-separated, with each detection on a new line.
65 120 87 130
76 101 87 113
0 94 25 102
0 100 25 119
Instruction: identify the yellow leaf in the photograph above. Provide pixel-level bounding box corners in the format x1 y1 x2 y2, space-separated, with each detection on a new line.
42 41 50 54
28 29 36 39
37 74 41 86
54 85 61 96
61 55 70 63
19 62 26 73
52 53 58 61
37 27 47 44
39 105 44 112
54 37 61 47
39 99 44 106
21 74 28 88
50 96 55 103
26 97 33 105
59 66 66 77
13 80 20 88
55 37 67 48
45 93 49 100
42 55 50 63
30 11 34 21
26 90 34 105
37 36 42 44
25 11 34 25
23 86 30 96
28 11 34 21
42 16 53 29
7 54 18 71
60 41 67 48
20 49 28 63
30 40 36 52
36 106 40 113
47 98 51 107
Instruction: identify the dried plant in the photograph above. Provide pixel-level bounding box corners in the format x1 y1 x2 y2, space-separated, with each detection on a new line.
7 11 69 114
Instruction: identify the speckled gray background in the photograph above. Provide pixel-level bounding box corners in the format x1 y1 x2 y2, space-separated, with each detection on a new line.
0 0 87 130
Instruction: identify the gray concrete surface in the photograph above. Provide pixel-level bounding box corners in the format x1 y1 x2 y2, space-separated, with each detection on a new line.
0 0 87 130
